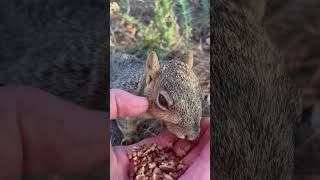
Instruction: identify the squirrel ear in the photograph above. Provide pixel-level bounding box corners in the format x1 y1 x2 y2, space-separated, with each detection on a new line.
145 51 160 85
184 51 193 68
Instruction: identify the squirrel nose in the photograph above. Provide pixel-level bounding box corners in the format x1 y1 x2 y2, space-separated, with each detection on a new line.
185 135 197 141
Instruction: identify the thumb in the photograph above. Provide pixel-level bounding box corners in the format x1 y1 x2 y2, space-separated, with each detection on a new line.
110 89 149 119
179 142 210 180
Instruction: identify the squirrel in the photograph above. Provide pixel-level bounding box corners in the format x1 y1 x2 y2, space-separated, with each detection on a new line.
110 51 206 145
0 0 107 180
0 0 107 112
211 0 302 179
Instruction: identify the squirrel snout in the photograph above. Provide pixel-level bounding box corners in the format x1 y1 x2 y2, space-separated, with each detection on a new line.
177 133 199 141
185 135 198 141
166 122 201 141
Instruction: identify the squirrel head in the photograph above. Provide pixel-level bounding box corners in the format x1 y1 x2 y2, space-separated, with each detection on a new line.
142 51 203 140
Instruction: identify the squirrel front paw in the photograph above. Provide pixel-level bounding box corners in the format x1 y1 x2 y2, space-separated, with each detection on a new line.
121 135 140 145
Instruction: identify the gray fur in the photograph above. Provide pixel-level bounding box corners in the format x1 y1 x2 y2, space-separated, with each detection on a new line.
110 53 145 94
0 0 107 111
0 1 107 178
156 61 203 140
110 53 204 145
211 0 302 179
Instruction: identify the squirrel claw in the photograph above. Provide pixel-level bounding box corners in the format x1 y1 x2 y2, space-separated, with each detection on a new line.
121 136 139 145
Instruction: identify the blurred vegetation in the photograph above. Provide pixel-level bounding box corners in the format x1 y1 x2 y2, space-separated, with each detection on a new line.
200 0 210 24
110 0 209 60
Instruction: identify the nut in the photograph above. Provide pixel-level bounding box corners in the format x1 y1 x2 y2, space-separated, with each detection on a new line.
151 172 159 180
148 162 156 169
128 143 188 180
163 173 174 180
176 145 191 158
135 175 146 180
159 160 177 171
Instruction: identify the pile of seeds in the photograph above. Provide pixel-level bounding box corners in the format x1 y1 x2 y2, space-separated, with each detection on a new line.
128 143 191 180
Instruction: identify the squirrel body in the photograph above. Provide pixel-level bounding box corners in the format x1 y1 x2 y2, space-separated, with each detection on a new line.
110 52 204 145
0 1 107 179
110 53 160 145
0 0 107 111
211 0 302 179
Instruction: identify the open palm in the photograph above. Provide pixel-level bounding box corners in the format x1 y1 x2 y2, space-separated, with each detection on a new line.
110 89 210 180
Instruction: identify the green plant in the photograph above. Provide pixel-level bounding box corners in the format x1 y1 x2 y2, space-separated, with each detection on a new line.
110 0 195 59
200 0 210 24
176 0 192 51
118 0 128 14
154 0 177 48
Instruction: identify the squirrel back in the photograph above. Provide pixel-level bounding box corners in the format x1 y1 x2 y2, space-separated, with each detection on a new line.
110 53 145 94
211 0 302 179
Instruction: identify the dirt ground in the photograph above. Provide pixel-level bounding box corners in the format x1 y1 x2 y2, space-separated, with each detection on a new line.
110 0 210 64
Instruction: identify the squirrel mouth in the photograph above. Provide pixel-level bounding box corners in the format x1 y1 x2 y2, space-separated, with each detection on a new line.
175 133 187 139
166 125 198 141
176 133 198 141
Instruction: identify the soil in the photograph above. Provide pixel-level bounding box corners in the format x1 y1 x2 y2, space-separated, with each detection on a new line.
110 0 210 64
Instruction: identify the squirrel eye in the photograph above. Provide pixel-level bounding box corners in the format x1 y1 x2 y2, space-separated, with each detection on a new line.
158 94 168 109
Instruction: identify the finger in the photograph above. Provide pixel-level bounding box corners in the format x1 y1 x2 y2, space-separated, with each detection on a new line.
123 118 211 155
0 86 107 176
172 118 210 162
200 117 211 136
0 88 23 179
182 119 210 166
123 118 210 158
110 89 149 119
172 139 196 153
110 142 130 180
110 142 120 177
179 142 210 180
111 130 179 178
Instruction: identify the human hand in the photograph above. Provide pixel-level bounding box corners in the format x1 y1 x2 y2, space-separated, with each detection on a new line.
0 86 106 179
110 89 210 180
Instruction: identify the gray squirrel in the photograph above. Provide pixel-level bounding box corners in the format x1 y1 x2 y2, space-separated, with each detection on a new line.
0 0 107 179
211 0 302 179
0 0 107 112
110 52 208 145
